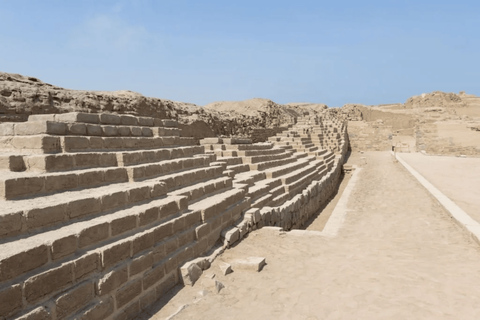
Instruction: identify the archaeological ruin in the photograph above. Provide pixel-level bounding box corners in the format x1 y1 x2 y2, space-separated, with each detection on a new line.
0 72 479 319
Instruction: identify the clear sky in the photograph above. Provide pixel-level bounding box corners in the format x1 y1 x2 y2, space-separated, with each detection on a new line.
1 0 479 107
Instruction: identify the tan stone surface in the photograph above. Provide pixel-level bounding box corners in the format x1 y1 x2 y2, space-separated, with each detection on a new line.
142 152 480 319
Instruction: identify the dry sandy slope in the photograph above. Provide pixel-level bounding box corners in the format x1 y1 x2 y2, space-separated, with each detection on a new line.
141 152 480 320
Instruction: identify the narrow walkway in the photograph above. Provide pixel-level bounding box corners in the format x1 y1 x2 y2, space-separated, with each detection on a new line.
142 152 480 320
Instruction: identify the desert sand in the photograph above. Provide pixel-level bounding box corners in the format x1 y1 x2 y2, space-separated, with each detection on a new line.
140 152 480 320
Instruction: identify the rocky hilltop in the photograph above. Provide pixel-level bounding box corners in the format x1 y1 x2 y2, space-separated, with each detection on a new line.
0 72 327 140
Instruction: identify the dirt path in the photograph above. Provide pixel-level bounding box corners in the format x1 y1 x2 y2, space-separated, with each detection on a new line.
141 152 480 320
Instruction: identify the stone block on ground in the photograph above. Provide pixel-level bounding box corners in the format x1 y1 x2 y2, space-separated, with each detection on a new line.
180 262 203 286
230 257 266 272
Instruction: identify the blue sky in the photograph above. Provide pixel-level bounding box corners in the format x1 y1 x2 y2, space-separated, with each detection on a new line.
1 0 479 107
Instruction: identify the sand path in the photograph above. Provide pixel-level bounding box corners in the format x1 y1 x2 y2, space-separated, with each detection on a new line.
398 153 480 223
142 152 480 320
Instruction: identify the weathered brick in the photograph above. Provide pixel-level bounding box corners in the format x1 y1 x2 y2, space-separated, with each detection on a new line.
96 265 128 296
158 200 179 220
114 300 140 320
3 176 45 199
104 168 128 183
115 279 142 308
77 170 104 188
120 115 138 126
25 204 65 230
24 263 74 304
15 306 52 320
78 223 109 248
128 186 151 203
0 244 48 281
139 207 158 226
177 229 195 248
62 136 89 152
80 297 114 320
130 252 154 277
56 112 99 124
153 222 173 243
142 264 165 290
195 223 210 240
132 231 155 255
66 197 101 219
99 113 121 125
155 272 176 298
68 123 87 135
88 137 104 150
86 124 102 136
51 234 78 260
0 211 23 237
164 237 178 257
111 215 137 236
102 240 131 270
101 191 127 211
172 216 185 233
0 284 22 317
140 289 157 310
102 126 118 136
55 281 95 319
138 117 154 127
74 252 100 281
152 243 166 264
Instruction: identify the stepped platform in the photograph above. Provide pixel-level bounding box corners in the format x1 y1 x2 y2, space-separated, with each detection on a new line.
0 113 348 320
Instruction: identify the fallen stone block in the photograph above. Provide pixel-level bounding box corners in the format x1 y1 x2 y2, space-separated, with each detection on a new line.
230 257 266 272
218 262 232 276
180 262 203 286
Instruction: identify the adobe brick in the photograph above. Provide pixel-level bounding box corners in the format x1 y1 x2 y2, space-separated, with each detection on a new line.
140 289 157 310
101 240 131 270
139 207 159 227
118 126 131 136
77 170 104 188
51 234 78 260
56 112 99 124
142 264 165 290
62 136 89 152
164 237 178 257
88 136 104 150
99 113 121 125
66 197 101 219
128 185 151 203
111 215 137 236
102 125 118 136
55 281 95 319
68 123 87 135
101 191 127 211
131 127 142 136
79 297 114 320
132 231 154 255
3 176 45 199
115 278 142 308
142 127 153 137
114 300 140 320
96 265 128 296
153 222 173 243
73 252 100 282
138 117 154 127
78 222 109 248
155 272 176 299
16 306 52 320
195 223 210 240
0 284 22 317
104 167 128 183
130 252 154 277
44 173 78 193
24 263 74 304
0 244 48 281
0 211 23 237
105 137 124 149
86 124 102 136
158 201 180 220
120 115 138 126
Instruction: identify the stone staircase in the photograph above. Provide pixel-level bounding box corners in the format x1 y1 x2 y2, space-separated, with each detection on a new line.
0 112 248 320
0 113 348 319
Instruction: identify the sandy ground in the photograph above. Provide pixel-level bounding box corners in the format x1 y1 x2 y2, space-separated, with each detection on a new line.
140 151 480 320
398 153 480 223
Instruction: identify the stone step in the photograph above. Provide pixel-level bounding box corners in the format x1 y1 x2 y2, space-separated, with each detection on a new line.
0 146 205 173
0 165 225 240
226 163 250 175
216 156 243 166
251 193 273 209
237 148 287 157
250 156 297 171
126 155 212 182
0 135 195 154
0 194 188 284
247 182 273 201
29 112 178 128
11 120 181 138
189 188 247 223
234 171 266 186
264 159 309 179
242 151 291 164
224 143 273 151
169 176 233 204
